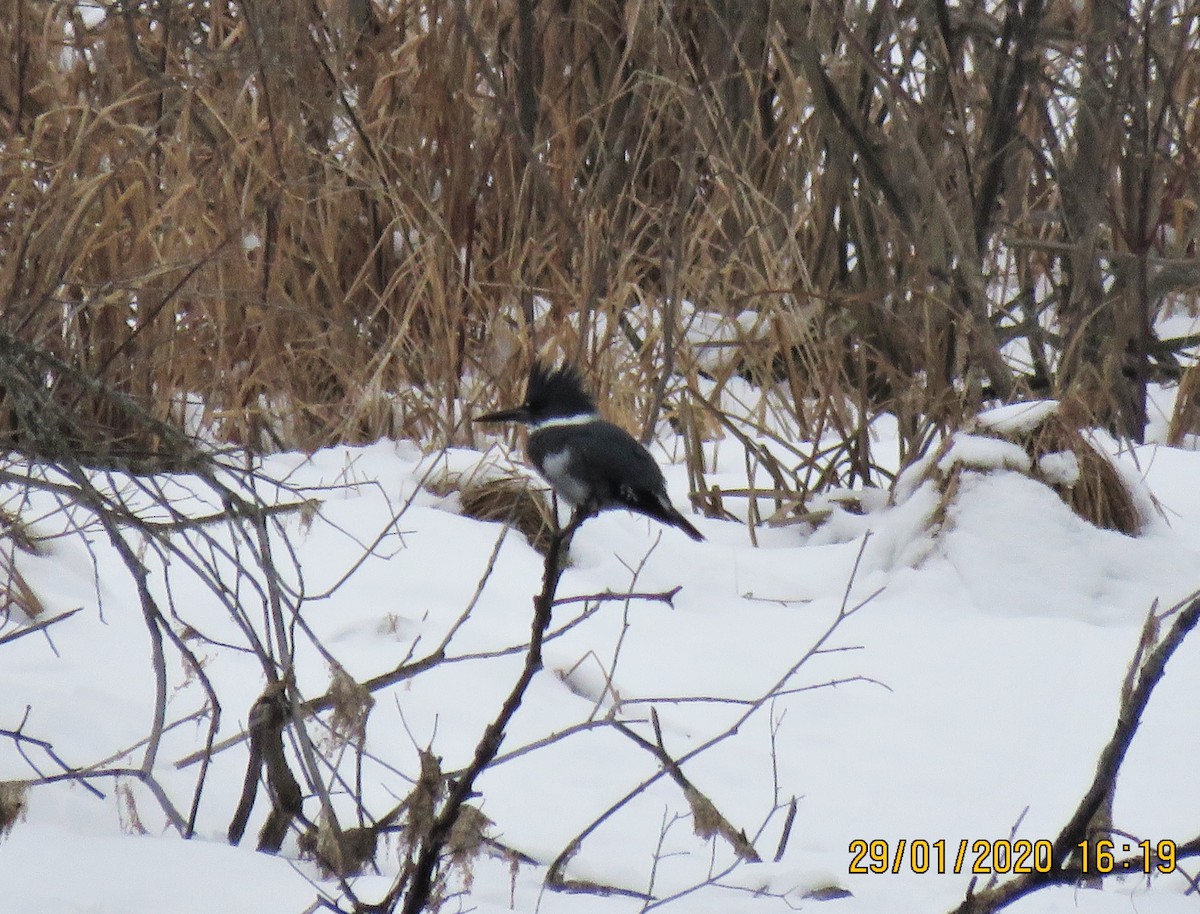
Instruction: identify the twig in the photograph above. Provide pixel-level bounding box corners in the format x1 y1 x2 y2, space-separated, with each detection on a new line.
1 709 106 800
591 536 662 719
552 586 681 608
387 511 586 914
548 534 882 892
949 588 1200 914
174 581 612 771
612 713 760 862
773 797 798 863
0 607 82 646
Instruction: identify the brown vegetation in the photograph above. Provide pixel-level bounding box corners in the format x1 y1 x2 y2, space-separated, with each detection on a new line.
1 1 1198 488
5 8 1200 911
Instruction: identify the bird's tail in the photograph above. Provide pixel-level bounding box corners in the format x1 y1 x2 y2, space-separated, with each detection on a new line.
642 491 705 541
666 507 705 542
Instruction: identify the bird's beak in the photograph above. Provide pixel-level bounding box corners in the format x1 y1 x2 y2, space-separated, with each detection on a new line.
474 405 531 425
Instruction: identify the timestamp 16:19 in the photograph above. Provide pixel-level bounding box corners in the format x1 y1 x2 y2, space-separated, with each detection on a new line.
1077 838 1177 874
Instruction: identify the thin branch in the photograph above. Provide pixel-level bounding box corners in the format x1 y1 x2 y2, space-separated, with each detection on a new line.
0 607 82 646
950 588 1200 914
1 710 106 800
388 511 586 914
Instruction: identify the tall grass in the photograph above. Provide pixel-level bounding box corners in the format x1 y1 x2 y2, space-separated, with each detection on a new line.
1 1 1197 492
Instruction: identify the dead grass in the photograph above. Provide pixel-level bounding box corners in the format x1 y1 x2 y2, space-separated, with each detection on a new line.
0 781 27 839
0 549 45 621
0 2 1195 497
1168 361 1200 446
0 509 44 619
917 404 1142 538
1023 411 1141 536
430 469 555 555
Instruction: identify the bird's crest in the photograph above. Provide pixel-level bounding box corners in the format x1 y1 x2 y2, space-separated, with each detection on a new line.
526 362 596 417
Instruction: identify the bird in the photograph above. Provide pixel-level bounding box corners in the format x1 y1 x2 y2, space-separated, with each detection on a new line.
474 363 705 541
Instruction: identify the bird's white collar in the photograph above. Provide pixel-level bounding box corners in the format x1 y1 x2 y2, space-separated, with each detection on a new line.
529 413 600 432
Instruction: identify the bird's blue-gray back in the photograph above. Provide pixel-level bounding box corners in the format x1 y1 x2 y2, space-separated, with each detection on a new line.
529 420 667 509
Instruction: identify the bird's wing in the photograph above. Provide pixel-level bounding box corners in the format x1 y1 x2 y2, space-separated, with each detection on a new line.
576 421 667 494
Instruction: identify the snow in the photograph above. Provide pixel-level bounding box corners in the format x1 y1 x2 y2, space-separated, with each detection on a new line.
937 433 1033 474
1036 451 1081 487
2 396 1200 913
975 400 1060 436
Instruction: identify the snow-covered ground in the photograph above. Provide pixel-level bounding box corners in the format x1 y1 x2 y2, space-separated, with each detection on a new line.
2 388 1199 914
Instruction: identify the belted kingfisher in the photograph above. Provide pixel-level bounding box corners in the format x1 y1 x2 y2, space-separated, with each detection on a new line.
475 363 704 541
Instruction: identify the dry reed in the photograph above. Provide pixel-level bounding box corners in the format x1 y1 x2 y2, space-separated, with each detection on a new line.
0 2 1196 502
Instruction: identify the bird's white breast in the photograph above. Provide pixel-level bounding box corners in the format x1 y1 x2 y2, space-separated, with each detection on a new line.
540 449 589 506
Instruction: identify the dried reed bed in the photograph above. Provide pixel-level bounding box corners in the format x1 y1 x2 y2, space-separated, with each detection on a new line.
427 465 555 553
1026 410 1141 535
1168 360 1200 445
903 401 1141 541
1 2 1197 495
